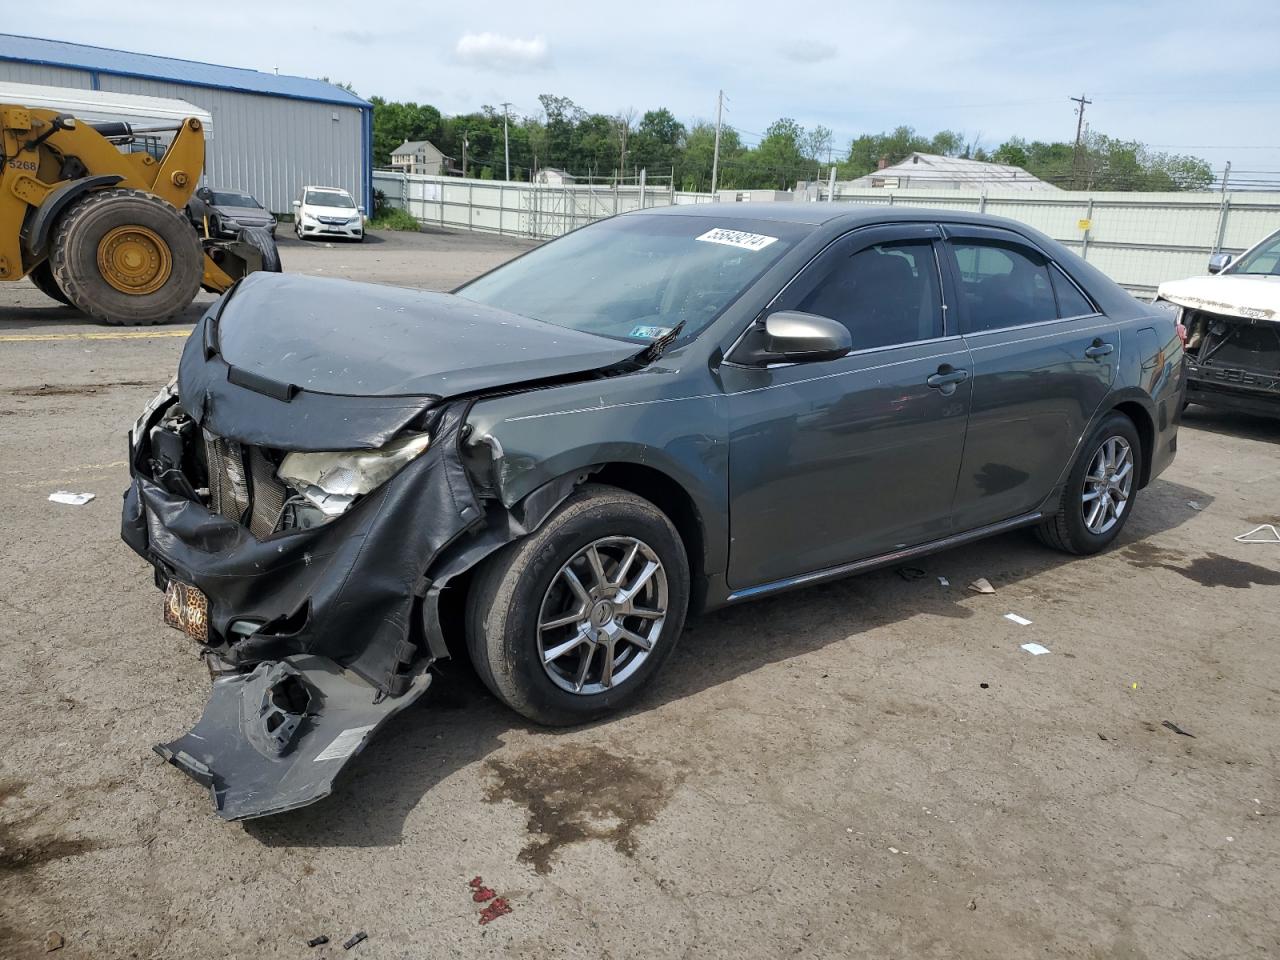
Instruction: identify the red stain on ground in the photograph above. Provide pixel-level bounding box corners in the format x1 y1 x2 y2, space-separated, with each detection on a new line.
478 897 512 925
467 876 512 924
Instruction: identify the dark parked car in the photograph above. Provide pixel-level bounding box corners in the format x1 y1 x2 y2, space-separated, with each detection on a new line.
191 187 277 238
123 204 1184 819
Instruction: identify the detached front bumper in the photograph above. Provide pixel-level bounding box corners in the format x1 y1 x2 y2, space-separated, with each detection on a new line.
123 402 483 819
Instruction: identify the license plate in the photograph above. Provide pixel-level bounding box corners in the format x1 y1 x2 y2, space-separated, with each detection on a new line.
164 580 210 644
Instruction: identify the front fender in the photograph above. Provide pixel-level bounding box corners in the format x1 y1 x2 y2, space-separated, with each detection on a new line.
22 174 125 256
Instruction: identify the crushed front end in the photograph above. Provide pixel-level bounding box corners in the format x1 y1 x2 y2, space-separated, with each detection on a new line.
122 339 483 821
1181 307 1280 418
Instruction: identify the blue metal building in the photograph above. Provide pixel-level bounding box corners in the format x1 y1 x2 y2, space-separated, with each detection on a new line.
0 33 372 215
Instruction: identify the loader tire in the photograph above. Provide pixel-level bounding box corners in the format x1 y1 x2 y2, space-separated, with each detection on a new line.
50 188 203 326
29 261 70 305
237 225 282 273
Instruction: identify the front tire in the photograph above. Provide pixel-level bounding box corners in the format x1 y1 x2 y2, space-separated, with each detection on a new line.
1036 412 1142 555
50 188 203 325
466 484 690 726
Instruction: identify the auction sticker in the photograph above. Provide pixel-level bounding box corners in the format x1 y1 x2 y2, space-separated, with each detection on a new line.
695 228 778 252
629 325 672 339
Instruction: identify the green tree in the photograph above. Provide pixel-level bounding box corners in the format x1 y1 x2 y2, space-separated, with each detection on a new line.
370 97 443 167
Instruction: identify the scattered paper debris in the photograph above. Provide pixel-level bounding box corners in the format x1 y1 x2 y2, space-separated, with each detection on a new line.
938 576 950 587
1235 523 1280 543
48 491 94 506
888 846 900 854
342 931 367 950
969 577 995 594
1020 642 1051 656
1161 720 1196 738
1005 613 1033 626
1186 500 1203 511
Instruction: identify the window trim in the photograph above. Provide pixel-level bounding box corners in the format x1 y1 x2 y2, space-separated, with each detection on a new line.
1048 262 1101 321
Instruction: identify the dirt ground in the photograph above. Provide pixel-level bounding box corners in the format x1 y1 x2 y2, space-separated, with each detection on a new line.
2 229 1279 960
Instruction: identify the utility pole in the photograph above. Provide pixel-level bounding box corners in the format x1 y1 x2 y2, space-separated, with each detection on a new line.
462 130 468 178
710 89 724 196
1069 92 1092 189
500 102 512 181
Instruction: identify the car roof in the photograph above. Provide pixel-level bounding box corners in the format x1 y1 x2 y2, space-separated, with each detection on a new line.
304 186 351 194
634 201 1047 236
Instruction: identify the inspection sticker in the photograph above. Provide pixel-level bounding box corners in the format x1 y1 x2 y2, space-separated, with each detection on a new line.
695 227 779 252
313 724 377 762
629 325 672 339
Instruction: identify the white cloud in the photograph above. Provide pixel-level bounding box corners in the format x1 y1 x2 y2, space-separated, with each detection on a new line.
454 32 550 71
777 40 837 63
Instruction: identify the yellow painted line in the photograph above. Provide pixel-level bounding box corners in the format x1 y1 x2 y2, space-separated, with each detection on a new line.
0 330 191 342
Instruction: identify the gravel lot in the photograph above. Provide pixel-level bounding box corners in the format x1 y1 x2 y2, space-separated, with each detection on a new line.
2 228 1279 960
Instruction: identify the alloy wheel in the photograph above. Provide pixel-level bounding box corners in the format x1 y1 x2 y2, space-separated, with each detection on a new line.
537 536 668 695
1081 436 1134 535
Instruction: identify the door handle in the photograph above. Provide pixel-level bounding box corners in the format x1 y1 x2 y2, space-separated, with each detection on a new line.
926 366 970 395
1085 340 1115 359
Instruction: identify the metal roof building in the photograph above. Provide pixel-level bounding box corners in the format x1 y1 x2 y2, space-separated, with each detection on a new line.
0 33 372 215
843 153 1059 192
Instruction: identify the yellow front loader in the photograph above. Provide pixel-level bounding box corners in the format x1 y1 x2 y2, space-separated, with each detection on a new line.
0 104 277 325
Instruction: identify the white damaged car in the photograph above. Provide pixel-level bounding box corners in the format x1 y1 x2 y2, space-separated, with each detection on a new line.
1157 228 1280 418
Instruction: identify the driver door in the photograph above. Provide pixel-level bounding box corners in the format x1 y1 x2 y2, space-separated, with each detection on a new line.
721 224 973 590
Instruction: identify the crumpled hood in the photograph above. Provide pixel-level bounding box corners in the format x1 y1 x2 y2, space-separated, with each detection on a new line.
1158 274 1280 322
177 272 643 451
212 203 273 224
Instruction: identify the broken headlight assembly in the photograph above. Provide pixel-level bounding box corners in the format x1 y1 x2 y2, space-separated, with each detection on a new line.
276 432 431 527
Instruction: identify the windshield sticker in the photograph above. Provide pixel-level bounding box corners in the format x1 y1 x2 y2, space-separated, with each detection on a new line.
629 325 672 340
695 228 779 252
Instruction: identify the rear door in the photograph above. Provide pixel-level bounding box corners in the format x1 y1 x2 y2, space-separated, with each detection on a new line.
723 223 974 589
942 225 1119 530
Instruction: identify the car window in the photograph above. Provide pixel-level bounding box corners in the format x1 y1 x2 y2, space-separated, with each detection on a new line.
457 215 807 342
211 192 261 209
793 240 943 350
305 190 355 208
1231 231 1280 275
1050 266 1096 317
951 240 1057 333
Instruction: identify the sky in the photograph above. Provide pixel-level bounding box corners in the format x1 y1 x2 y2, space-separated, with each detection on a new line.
32 0 1280 180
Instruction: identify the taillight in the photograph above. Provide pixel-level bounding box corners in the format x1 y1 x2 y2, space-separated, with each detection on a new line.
1176 322 1188 347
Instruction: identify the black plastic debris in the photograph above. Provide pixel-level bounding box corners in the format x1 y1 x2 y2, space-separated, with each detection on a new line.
1161 720 1196 738
307 935 329 948
343 931 367 950
896 566 926 582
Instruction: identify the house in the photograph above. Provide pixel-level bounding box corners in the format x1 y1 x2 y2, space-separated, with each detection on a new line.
535 168 575 186
844 152 1059 192
390 139 449 176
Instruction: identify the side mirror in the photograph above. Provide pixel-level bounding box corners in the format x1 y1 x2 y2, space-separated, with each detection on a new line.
292 200 302 209
732 311 852 366
1208 252 1233 274
357 205 366 215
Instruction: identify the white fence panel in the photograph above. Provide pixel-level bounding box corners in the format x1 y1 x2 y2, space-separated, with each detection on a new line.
828 187 1280 294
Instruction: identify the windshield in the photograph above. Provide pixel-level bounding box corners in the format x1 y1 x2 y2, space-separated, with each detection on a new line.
306 190 355 208
1230 230 1280 276
456 215 807 341
211 192 261 209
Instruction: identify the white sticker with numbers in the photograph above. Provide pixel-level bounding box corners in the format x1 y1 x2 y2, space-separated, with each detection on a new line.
695 228 779 252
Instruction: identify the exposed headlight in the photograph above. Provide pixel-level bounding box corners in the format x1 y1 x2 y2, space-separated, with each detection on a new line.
276 432 431 518
131 377 177 448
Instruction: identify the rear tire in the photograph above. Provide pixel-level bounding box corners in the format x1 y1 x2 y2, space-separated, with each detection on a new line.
466 484 690 726
237 225 282 272
29 261 70 305
1035 412 1142 555
51 188 203 325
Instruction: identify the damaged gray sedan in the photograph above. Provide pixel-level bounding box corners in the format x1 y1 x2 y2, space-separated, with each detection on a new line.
123 204 1184 819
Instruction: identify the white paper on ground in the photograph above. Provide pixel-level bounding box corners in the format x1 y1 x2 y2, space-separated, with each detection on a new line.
1005 613 1033 626
969 577 996 594
1020 642 1051 656
1235 523 1280 543
49 491 95 506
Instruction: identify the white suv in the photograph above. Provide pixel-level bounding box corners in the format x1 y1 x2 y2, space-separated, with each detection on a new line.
292 186 365 242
